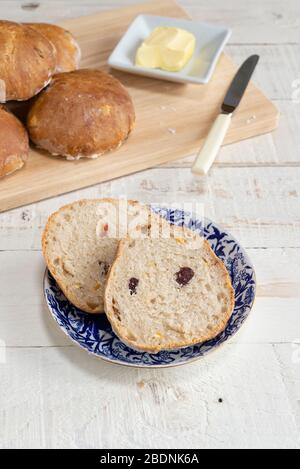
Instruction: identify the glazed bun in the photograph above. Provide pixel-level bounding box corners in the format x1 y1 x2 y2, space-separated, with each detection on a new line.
25 23 81 73
0 20 56 102
27 69 135 159
0 107 29 177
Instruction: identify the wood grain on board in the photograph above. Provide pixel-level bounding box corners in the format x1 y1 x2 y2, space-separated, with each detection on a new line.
0 0 279 212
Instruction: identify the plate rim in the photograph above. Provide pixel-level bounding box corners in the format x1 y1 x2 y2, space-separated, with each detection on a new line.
43 215 256 368
43 269 238 369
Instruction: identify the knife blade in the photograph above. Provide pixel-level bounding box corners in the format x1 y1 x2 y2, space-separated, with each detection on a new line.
222 54 260 114
192 54 260 175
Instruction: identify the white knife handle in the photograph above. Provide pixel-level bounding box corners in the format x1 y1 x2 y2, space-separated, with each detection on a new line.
192 113 232 175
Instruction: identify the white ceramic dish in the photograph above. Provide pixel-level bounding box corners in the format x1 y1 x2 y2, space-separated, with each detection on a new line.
108 14 231 84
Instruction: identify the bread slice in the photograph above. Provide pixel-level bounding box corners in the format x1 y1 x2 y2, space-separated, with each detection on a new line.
42 198 171 313
104 232 235 352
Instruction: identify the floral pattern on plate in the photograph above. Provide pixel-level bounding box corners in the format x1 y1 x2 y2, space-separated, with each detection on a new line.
44 208 256 367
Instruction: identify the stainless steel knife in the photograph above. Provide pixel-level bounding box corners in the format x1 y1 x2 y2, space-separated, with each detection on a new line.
192 54 259 175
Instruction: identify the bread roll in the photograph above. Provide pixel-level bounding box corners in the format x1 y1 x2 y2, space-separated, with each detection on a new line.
27 69 135 159
0 106 29 177
25 23 81 73
0 20 56 102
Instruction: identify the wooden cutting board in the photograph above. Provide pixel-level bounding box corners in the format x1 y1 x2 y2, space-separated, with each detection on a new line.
0 0 278 212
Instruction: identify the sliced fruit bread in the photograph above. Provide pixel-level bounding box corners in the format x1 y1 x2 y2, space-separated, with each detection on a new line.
104 233 235 352
42 198 170 313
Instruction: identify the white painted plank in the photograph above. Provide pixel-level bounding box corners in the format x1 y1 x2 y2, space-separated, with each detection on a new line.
1 0 300 44
1 248 299 346
1 167 299 250
0 250 69 347
0 344 299 448
231 298 300 345
273 343 300 432
183 0 300 45
227 44 300 101
97 167 300 249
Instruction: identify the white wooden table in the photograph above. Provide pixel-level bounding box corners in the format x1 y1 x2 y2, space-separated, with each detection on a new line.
0 0 300 449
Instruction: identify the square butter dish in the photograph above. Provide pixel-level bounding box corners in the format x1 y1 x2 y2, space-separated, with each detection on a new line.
108 14 231 84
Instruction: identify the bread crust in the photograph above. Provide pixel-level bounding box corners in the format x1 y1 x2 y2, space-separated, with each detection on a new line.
42 198 145 313
27 69 135 159
104 234 235 353
0 107 29 178
0 20 56 102
25 23 81 73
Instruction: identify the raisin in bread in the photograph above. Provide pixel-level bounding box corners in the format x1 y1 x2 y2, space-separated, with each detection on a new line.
42 199 171 313
104 234 235 352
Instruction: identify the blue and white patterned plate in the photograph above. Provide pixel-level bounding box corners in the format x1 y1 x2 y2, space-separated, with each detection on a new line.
44 208 256 368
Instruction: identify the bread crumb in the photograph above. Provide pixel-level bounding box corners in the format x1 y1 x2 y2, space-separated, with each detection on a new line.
246 115 256 124
101 104 112 116
174 237 186 245
168 127 176 135
86 301 99 310
160 105 177 112
155 332 164 339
